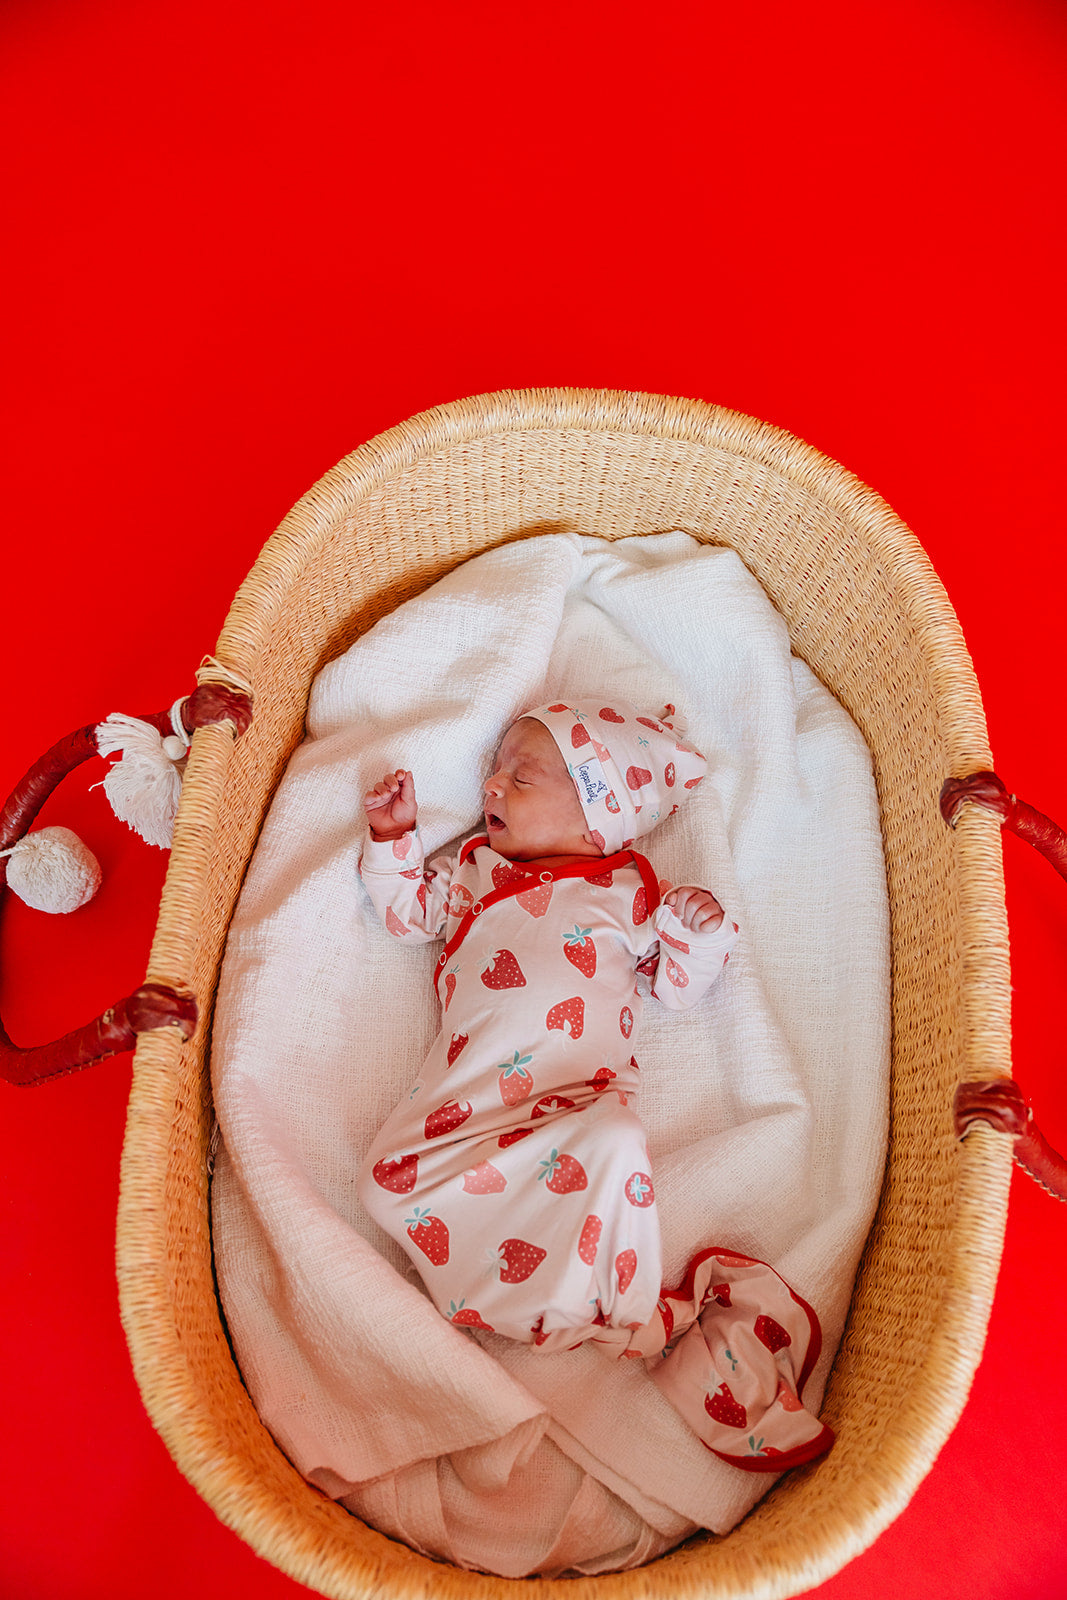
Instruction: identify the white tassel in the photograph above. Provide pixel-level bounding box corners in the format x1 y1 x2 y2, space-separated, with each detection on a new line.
94 709 188 849
1 826 102 914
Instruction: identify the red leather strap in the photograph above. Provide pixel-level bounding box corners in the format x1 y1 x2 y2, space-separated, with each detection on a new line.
945 771 1067 1200
0 681 252 1088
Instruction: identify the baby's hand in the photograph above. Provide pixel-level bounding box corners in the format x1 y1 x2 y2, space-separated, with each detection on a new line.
364 769 418 840
664 885 725 933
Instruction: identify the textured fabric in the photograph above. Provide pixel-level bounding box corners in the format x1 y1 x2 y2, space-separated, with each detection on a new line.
209 530 890 1574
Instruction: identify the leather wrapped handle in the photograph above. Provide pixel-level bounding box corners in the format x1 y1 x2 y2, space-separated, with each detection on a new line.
0 683 252 1087
942 770 1067 1200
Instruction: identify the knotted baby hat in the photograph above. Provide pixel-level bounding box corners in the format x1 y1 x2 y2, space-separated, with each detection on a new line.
521 698 706 854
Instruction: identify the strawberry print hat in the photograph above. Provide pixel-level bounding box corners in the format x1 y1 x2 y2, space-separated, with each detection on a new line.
521 699 706 853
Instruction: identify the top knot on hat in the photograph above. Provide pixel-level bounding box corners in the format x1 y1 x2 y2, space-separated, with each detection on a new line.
520 699 706 854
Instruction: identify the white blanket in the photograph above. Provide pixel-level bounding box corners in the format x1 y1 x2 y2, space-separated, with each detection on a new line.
210 531 890 1577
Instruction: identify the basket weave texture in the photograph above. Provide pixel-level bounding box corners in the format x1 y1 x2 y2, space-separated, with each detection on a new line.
116 389 1012 1600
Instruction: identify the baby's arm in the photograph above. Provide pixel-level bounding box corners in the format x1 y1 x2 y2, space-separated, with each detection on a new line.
640 882 738 1011
359 769 453 941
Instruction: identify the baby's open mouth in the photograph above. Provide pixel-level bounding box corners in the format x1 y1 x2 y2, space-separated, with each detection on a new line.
485 811 505 830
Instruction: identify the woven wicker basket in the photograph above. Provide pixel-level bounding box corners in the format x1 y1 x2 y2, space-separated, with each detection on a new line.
115 388 1013 1599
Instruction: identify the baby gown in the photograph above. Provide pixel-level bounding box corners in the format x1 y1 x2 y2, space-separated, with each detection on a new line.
357 828 834 1471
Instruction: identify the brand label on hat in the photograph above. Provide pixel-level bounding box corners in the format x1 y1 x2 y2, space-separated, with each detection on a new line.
572 756 610 807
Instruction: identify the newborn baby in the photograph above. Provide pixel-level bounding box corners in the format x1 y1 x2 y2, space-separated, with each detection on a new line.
357 699 833 1471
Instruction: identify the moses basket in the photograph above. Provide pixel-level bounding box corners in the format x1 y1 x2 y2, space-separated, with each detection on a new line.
8 387 1061 1599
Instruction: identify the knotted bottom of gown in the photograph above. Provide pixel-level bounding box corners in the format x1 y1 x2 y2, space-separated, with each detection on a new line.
521 1247 834 1471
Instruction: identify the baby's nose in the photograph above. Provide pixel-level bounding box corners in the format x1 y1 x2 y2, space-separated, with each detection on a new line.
484 769 503 796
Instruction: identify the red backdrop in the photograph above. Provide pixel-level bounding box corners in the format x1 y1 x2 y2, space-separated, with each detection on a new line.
3 2 1066 1596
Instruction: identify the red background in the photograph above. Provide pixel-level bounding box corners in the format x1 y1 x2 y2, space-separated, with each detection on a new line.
2 2 1066 1595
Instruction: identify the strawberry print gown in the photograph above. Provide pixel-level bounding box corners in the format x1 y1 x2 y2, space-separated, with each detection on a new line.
356 829 834 1472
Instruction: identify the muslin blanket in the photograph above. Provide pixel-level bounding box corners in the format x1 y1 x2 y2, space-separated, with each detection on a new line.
210 530 890 1577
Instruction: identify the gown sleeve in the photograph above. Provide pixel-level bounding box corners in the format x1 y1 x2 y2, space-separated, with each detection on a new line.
358 828 455 942
638 892 739 1011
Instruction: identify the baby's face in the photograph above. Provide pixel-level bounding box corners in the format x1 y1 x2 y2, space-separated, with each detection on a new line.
483 719 602 862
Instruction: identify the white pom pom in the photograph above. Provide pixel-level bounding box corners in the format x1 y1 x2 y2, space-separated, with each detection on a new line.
95 712 185 849
3 826 103 914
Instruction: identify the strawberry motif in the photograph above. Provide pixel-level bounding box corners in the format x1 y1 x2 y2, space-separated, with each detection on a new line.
497 1050 534 1105
406 1206 449 1265
385 906 410 936
481 949 527 989
498 1127 533 1148
585 867 613 887
711 1281 732 1307
599 707 625 723
713 1250 755 1267
391 835 412 859
605 790 621 813
705 1383 747 1429
754 1315 792 1354
615 1248 638 1294
399 867 420 879
532 1093 577 1119
538 1149 588 1193
563 925 597 978
659 929 690 953
684 776 701 789
624 1171 655 1207
590 828 606 850
492 861 530 890
424 1099 473 1139
371 1153 419 1193
578 1214 602 1264
619 1005 633 1038
448 883 474 918
462 1160 507 1194
546 995 585 1038
442 968 459 1009
447 1032 469 1066
547 702 569 713
664 761 676 787
516 881 552 917
626 766 653 790
571 723 592 749
492 1238 547 1283
776 1378 804 1413
632 886 649 925
449 1299 494 1332
416 883 428 916
591 738 612 762
664 956 689 988
636 716 664 732
586 1066 616 1092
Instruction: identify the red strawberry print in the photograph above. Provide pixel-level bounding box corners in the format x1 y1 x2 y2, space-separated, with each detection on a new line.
711 1281 732 1307
776 1378 804 1413
546 995 585 1038
492 861 530 890
442 967 459 1009
659 929 690 953
664 956 689 988
406 1206 449 1265
619 1005 633 1038
399 867 420 879
626 765 653 790
713 1250 754 1267
372 1153 419 1193
516 881 552 917
448 883 474 918
498 1127 533 1148
538 1149 588 1193
532 1093 577 1119
590 829 606 851
599 707 625 723
447 1032 469 1066
591 738 612 762
605 790 621 814
481 949 526 989
632 886 649 925
547 703 569 713
684 776 701 789
391 835 412 859
585 867 614 887
571 723 592 748
462 1160 507 1194
615 1248 638 1294
586 1067 616 1092
494 1238 547 1283
449 1299 494 1332
754 1315 793 1354
578 1214 602 1264
664 761 676 787
424 1099 473 1139
624 1171 655 1207
416 883 428 916
385 906 410 936
563 925 597 978
497 1050 534 1106
636 716 664 732
705 1383 747 1429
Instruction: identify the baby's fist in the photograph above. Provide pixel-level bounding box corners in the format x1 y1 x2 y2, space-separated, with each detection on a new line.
364 769 418 840
664 885 724 933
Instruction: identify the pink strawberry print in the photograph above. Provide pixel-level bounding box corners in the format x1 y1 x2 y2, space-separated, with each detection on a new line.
385 906 410 936
449 1299 494 1332
705 1383 747 1429
664 761 676 787
516 881 552 917
391 835 412 859
563 925 597 978
497 1050 534 1106
577 1214 602 1264
624 1171 655 1207
599 707 625 723
632 886 649 925
585 867 613 887
538 1149 588 1194
754 1315 793 1354
619 1005 633 1038
532 1093 577 1119
498 1126 533 1148
586 1066 616 1092
492 861 530 890
546 995 585 1038
590 829 606 851
664 956 689 988
636 716 665 732
493 1238 547 1283
659 929 690 953
625 766 653 790
371 1153 419 1193
447 1032 469 1066
615 1248 638 1294
684 776 701 789
481 949 526 989
571 723 592 749
406 1206 449 1265
424 1098 473 1139
591 738 612 762
448 883 474 918
462 1160 507 1194
605 790 621 814
547 702 569 713
776 1378 804 1413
